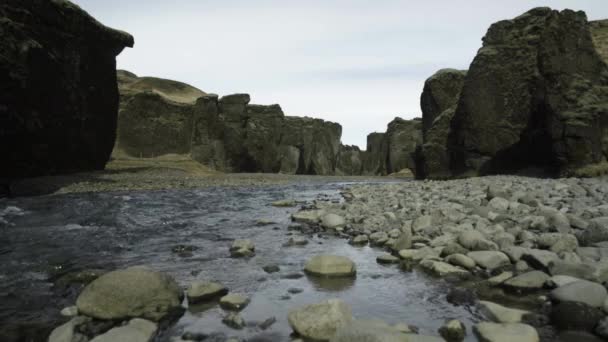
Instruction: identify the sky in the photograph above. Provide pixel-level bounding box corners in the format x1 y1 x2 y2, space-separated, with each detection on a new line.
74 0 608 149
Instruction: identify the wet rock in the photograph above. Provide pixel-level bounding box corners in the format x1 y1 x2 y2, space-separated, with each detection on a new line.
181 331 209 341
350 235 369 246
479 301 531 323
473 322 538 342
549 280 607 307
304 255 356 277
271 199 296 207
219 294 250 311
330 319 405 342
594 317 608 339
466 251 510 270
60 306 79 318
284 236 309 247
186 281 228 304
288 299 353 341
89 318 157 342
420 260 470 278
447 288 477 306
321 213 346 229
544 275 581 288
502 271 550 292
521 249 558 272
292 210 325 224
439 319 466 342
458 231 497 251
577 217 608 246
263 265 280 273
391 228 412 251
76 266 182 321
548 260 599 282
229 239 255 258
446 254 476 270
222 312 246 329
288 288 304 294
487 272 513 286
49 316 90 342
369 231 389 246
376 254 400 264
551 301 604 331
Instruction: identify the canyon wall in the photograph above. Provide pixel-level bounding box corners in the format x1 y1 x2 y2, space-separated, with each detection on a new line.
0 0 133 178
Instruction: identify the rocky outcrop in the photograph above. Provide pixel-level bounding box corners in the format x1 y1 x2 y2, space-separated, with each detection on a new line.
386 117 422 174
418 69 467 179
191 95 342 174
591 20 608 64
362 133 388 175
0 0 133 178
360 118 423 176
448 8 608 177
114 71 206 158
335 145 364 176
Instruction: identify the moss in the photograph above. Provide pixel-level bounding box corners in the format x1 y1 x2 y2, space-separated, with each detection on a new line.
565 161 608 178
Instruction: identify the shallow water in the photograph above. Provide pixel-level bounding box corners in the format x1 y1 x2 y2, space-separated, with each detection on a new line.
0 179 481 341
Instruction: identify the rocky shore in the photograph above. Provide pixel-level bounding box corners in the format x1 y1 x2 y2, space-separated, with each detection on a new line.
37 174 608 341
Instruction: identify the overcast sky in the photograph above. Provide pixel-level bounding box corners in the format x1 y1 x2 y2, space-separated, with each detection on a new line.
75 0 608 148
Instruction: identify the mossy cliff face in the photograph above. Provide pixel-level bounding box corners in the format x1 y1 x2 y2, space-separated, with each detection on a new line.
449 7 608 177
590 19 608 65
191 95 343 175
114 71 205 158
0 0 133 178
417 8 608 179
418 69 467 179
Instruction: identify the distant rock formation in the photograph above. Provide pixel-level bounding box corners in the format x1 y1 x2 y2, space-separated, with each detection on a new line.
0 0 133 178
114 70 205 157
116 75 344 175
591 20 608 64
359 118 423 176
418 69 467 179
417 8 608 179
335 145 364 176
191 94 342 175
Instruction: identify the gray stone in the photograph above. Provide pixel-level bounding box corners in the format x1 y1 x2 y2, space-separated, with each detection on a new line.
502 271 550 291
90 318 157 342
76 267 182 321
304 255 357 277
288 299 353 341
467 251 510 270
473 322 539 342
219 294 250 310
549 280 608 307
479 301 531 323
186 281 228 303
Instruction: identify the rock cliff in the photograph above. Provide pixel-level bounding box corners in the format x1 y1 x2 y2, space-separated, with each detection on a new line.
591 20 608 64
114 71 205 158
190 96 342 175
449 8 608 177
417 8 608 179
418 69 467 179
0 0 133 178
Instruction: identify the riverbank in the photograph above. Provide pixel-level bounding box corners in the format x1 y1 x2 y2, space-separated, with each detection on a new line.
3 156 397 197
291 174 608 341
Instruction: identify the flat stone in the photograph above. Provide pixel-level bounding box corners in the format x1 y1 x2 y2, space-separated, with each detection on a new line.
288 299 352 341
479 301 531 323
467 251 510 270
292 210 325 224
219 294 250 310
521 249 558 272
304 255 356 277
186 281 228 303
549 280 608 308
487 272 513 286
76 267 182 321
473 322 539 342
446 253 476 270
90 318 157 342
321 213 346 229
376 254 400 264
502 271 550 291
271 199 296 207
420 260 470 278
